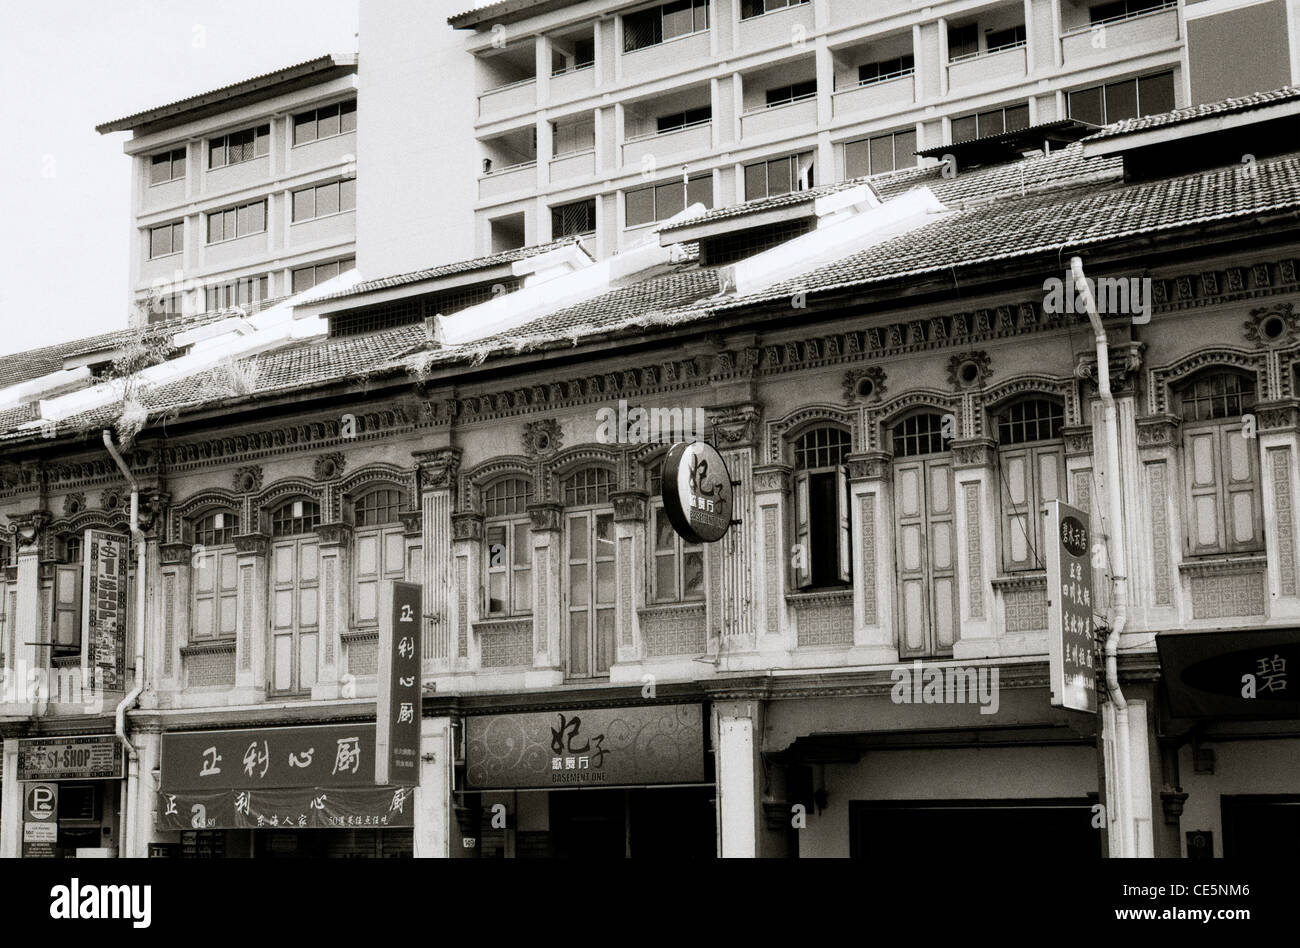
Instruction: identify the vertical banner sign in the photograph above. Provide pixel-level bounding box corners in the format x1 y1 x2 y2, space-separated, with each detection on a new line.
22 782 58 858
1044 500 1097 713
83 530 129 691
376 581 422 786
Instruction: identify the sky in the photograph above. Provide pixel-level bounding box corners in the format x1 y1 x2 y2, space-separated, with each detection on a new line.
0 0 360 357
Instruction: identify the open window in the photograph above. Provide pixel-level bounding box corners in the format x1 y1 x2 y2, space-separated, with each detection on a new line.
192 510 240 641
791 426 852 590
482 478 534 618
996 398 1065 572
269 499 322 695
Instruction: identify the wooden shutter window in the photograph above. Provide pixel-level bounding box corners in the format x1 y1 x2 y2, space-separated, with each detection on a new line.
793 472 812 588
835 465 852 583
53 564 83 650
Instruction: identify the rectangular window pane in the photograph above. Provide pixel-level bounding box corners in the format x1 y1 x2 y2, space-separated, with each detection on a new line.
683 550 704 598
870 135 893 175
655 181 685 220
340 99 357 132
1005 104 1030 132
1104 79 1138 123
744 162 767 200
513 522 531 568
625 186 655 227
236 203 252 237
488 571 507 614
686 174 713 209
767 157 792 196
151 153 171 185
151 226 171 258
248 200 266 233
255 125 270 157
1069 87 1104 125
951 114 978 142
978 108 1006 136
317 183 340 216
293 188 315 222
894 129 917 168
294 112 316 145
318 103 341 138
1137 72 1174 117
341 178 356 211
845 139 870 178
209 138 225 168
207 213 224 244
655 556 677 601
662 1 693 39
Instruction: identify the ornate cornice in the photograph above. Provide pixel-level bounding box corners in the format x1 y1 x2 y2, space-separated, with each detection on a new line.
751 463 792 495
527 501 563 533
450 511 484 542
159 542 191 566
1075 342 1146 390
611 490 648 523
7 510 51 548
950 438 995 470
1062 425 1093 458
846 451 892 481
1256 399 1300 433
314 522 353 546
233 533 269 557
399 511 423 537
1136 414 1180 448
414 447 462 492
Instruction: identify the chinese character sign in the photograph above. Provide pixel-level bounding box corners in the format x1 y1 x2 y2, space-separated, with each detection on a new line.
1045 500 1096 713
376 581 422 786
160 725 381 790
83 530 129 691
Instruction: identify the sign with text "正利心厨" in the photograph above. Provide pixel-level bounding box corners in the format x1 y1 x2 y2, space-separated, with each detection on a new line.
160 724 382 791
1044 500 1097 714
376 580 422 787
17 735 123 781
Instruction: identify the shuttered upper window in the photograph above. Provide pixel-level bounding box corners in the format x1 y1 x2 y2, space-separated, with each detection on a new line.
791 426 852 590
996 399 1065 571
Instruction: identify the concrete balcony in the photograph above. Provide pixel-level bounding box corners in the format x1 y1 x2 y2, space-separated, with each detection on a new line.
737 3 815 52
832 73 916 120
622 121 712 169
828 0 908 28
477 78 537 122
621 31 711 83
1061 7 1180 67
550 149 595 184
478 161 538 201
947 44 1027 91
549 64 596 104
741 96 817 141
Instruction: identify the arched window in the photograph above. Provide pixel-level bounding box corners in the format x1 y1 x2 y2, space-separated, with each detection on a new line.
269 499 321 694
792 426 851 590
996 398 1065 572
647 458 703 604
563 468 615 678
192 510 240 641
891 412 956 658
484 478 533 618
353 488 408 628
1177 370 1262 555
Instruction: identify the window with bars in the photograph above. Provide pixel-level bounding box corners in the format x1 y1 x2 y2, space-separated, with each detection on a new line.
791 426 851 590
564 468 613 507
206 200 267 244
845 128 918 179
150 147 186 186
996 399 1065 572
1177 371 1263 556
892 413 957 657
192 511 239 641
623 0 710 52
551 198 597 238
271 500 322 537
354 488 409 627
292 179 357 222
149 221 185 259
484 478 535 617
743 152 815 201
625 174 713 227
293 99 357 145
950 103 1030 142
205 275 269 312
292 257 356 294
1068 71 1174 126
209 124 269 169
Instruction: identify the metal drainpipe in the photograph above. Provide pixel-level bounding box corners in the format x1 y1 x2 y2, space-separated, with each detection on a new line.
1070 257 1135 859
103 430 146 858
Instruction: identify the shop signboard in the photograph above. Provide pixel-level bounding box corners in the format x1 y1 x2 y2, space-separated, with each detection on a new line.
160 724 382 791
82 530 129 691
376 581 421 787
22 782 58 858
17 735 124 781
1044 500 1097 713
661 442 734 544
155 785 415 831
465 703 706 790
1157 628 1300 718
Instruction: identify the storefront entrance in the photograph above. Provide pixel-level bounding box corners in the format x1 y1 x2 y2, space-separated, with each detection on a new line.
1221 795 1300 857
850 799 1101 859
545 787 715 859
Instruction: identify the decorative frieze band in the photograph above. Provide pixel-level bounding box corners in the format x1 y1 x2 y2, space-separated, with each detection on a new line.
527 502 563 533
611 490 648 523
450 512 484 542
751 464 792 495
233 533 269 557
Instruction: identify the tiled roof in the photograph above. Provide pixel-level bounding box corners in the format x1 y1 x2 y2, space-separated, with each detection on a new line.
308 237 591 304
95 55 356 133
60 312 233 359
448 0 572 28
1084 85 1300 142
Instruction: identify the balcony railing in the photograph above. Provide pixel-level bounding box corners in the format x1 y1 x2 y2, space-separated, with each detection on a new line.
741 95 818 140
1060 6 1180 66
478 160 538 200
550 149 596 183
947 43 1027 89
832 72 915 119
549 62 597 103
621 30 711 82
477 76 537 121
622 120 712 167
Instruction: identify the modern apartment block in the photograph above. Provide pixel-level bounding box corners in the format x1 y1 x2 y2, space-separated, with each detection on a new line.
96 54 360 326
365 0 1296 267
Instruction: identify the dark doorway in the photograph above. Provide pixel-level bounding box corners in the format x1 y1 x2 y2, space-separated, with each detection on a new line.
1222 795 1300 857
547 787 717 858
850 799 1102 860
549 789 626 858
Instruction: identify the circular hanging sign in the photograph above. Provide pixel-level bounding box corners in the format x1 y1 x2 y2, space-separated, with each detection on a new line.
660 441 734 544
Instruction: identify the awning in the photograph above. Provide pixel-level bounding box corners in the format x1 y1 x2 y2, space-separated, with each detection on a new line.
156 786 414 831
1157 628 1300 719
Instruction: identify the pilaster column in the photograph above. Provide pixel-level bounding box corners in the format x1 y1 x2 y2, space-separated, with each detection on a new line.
950 439 997 659
1257 401 1300 618
750 464 791 649
157 542 192 700
1134 414 1181 628
846 452 897 663
312 522 352 698
414 714 454 858
414 447 461 672
0 739 21 857
7 511 48 715
450 512 484 670
712 697 764 858
610 490 647 668
527 502 564 685
232 532 269 699
708 404 761 657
